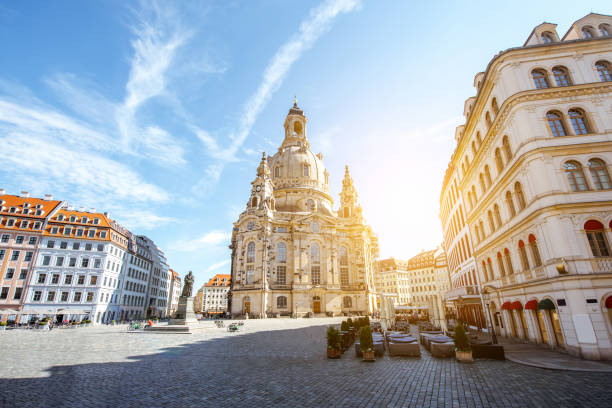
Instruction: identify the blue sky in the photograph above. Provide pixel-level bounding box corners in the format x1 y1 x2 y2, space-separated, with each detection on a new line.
0 1 609 288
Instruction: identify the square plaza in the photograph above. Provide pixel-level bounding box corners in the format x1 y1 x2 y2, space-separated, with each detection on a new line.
1 319 611 408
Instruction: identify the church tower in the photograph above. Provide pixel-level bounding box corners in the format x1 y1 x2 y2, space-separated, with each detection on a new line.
248 152 275 212
340 165 362 221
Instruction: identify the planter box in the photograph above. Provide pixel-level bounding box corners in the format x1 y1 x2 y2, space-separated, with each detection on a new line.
327 348 342 359
456 350 473 363
362 350 375 361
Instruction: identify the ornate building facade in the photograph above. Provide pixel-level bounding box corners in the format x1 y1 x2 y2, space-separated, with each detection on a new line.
230 102 379 317
440 13 612 360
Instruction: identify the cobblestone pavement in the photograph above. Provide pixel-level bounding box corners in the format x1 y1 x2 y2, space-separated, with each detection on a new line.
1 318 611 408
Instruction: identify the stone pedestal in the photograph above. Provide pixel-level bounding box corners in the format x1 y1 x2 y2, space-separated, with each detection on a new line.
144 296 206 333
169 296 198 326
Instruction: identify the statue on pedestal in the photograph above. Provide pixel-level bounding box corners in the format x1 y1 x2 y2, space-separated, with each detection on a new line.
181 271 194 298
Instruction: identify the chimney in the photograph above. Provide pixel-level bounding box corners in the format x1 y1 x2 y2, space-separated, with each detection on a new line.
44 194 54 200
90 208 96 213
78 206 85 212
20 191 30 198
0 188 5 195
104 212 109 217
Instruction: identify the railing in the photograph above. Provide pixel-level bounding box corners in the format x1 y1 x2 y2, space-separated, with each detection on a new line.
590 257 612 273
340 284 365 291
268 284 291 290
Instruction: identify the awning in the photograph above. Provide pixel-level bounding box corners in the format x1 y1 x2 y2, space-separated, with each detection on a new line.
605 296 612 308
510 301 523 310
0 309 21 314
525 300 538 310
537 299 556 310
501 301 512 310
21 308 57 314
57 309 91 315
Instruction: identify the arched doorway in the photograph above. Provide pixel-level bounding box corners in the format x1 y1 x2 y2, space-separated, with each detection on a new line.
313 296 321 314
511 301 528 340
243 296 251 315
538 298 564 348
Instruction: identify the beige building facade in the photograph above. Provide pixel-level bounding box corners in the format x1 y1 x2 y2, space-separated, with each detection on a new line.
442 13 612 360
230 102 379 317
374 258 410 307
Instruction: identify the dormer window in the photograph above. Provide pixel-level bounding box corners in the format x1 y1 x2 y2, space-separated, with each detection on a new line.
600 24 611 37
541 31 554 43
69 216 76 222
93 218 100 225
302 164 310 177
582 26 595 39
57 214 64 221
36 209 43 216
81 217 88 223
9 207 16 213
22 208 29 214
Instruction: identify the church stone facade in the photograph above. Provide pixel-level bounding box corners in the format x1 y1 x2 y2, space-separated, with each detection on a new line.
229 102 379 318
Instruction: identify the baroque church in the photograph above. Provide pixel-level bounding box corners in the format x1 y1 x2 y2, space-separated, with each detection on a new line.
229 101 379 317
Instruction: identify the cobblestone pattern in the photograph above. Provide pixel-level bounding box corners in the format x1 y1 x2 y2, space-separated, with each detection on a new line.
0 319 611 408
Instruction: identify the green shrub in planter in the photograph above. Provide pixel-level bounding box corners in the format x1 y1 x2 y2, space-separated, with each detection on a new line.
364 315 370 326
453 322 471 352
327 326 341 350
359 326 373 353
347 318 353 329
340 320 349 332
0 321 7 326
85 320 92 324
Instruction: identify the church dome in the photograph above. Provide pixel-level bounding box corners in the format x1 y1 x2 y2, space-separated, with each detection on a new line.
267 102 333 214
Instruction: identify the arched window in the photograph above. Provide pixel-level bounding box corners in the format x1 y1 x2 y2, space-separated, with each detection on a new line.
528 234 542 267
584 220 610 257
277 242 287 263
497 252 506 276
541 31 554 43
485 165 492 187
494 204 502 228
568 108 589 135
479 220 485 240
596 61 612 82
564 161 589 191
581 26 595 38
475 225 480 243
487 258 493 279
514 182 526 210
504 248 514 274
339 246 349 285
491 98 499 115
546 111 567 137
506 191 516 217
277 296 287 309
472 141 477 156
311 243 320 285
481 261 488 281
476 132 482 145
502 136 512 162
600 24 611 37
274 167 280 178
552 66 572 87
479 173 486 194
471 185 477 203
461 162 466 176
488 210 495 233
251 197 258 208
485 112 492 128
532 69 549 89
302 164 309 177
343 296 352 308
495 148 504 172
247 242 256 263
518 240 530 271
588 158 611 190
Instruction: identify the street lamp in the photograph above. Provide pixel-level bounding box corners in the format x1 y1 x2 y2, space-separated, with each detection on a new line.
482 287 497 344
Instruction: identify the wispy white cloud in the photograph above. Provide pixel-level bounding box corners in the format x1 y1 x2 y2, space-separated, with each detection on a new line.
111 209 176 230
116 1 191 166
0 131 168 203
195 0 360 185
170 230 231 252
206 259 230 273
